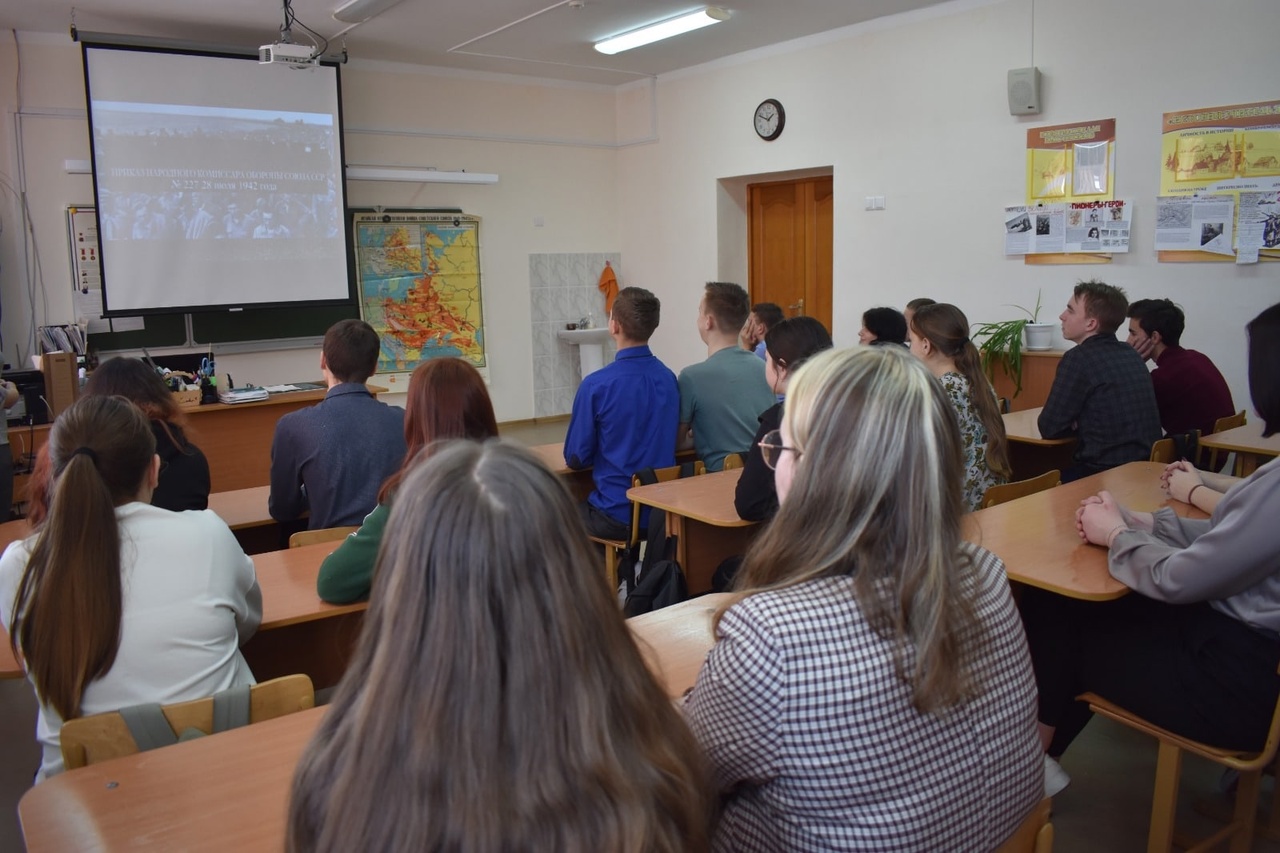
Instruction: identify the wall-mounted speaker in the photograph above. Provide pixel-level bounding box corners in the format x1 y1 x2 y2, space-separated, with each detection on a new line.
1007 67 1042 115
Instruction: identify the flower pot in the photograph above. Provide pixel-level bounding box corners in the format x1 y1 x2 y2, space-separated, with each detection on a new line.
1024 323 1054 351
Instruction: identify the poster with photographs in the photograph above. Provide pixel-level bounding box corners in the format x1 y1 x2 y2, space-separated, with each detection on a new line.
1004 200 1130 254
1154 195 1234 256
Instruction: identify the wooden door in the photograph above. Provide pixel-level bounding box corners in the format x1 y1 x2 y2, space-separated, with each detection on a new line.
748 176 833 332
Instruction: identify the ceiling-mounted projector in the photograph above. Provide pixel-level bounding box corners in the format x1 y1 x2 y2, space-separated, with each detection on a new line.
258 42 318 68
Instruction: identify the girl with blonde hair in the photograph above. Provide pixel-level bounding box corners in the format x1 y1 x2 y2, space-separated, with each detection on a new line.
685 346 1042 850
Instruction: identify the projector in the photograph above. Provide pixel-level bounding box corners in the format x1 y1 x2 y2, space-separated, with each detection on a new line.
258 42 317 68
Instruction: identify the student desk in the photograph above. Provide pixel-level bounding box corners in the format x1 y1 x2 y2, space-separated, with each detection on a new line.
207 485 300 553
1002 405 1076 481
1199 420 1280 476
528 443 700 504
966 461 1207 600
241 541 365 690
17 594 731 853
627 469 758 595
6 385 390 499
528 441 594 501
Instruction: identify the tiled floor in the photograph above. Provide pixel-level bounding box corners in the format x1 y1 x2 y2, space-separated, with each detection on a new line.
4 416 1277 851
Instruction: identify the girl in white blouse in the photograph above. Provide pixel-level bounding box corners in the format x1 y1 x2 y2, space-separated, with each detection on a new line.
1 395 260 782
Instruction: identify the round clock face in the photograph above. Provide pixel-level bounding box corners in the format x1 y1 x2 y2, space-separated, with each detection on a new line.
754 98 785 141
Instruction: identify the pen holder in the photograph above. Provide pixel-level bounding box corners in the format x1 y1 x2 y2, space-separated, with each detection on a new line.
200 377 218 405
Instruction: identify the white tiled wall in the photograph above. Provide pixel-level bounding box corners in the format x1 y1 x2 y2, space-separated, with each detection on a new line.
529 253 620 417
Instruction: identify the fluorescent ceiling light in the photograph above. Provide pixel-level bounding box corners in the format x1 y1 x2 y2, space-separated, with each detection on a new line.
332 0 407 24
594 6 729 55
345 166 499 184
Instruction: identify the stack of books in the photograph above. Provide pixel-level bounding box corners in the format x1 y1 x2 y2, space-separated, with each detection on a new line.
217 387 269 404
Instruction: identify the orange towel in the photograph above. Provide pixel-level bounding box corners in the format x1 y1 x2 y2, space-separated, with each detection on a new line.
598 261 618 316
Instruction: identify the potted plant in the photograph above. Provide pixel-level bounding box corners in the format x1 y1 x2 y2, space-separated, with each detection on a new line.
973 290 1054 397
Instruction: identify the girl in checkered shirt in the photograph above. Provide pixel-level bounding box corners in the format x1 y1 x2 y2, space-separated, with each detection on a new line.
685 346 1044 851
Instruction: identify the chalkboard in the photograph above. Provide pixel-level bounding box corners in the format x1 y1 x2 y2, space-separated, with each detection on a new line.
90 313 189 352
191 304 360 345
89 304 360 352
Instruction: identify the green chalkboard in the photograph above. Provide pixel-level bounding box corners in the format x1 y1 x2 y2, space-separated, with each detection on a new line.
191 304 360 345
90 313 188 352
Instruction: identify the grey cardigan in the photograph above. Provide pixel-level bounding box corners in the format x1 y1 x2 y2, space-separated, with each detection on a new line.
1109 456 1280 633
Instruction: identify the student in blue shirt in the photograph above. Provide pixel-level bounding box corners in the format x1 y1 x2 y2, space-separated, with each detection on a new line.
564 287 679 540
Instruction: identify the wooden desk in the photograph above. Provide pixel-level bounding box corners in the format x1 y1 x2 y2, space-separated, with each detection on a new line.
241 542 367 690
1199 421 1280 476
529 441 593 501
7 385 390 497
628 469 758 595
17 594 730 852
207 485 299 553
1002 405 1076 481
965 461 1207 600
528 442 699 504
988 350 1063 412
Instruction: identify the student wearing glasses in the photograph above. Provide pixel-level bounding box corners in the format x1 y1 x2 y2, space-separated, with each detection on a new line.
686 346 1043 850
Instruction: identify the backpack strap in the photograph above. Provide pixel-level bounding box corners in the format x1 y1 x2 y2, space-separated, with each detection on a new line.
119 703 180 752
212 684 251 733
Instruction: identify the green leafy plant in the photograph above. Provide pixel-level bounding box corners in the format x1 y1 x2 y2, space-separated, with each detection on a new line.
972 290 1044 397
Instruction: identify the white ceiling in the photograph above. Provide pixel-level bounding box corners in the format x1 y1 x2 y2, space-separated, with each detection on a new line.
0 0 955 86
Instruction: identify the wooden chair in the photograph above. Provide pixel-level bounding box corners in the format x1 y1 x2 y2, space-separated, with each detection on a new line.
1080 670 1280 853
1208 410 1248 474
590 462 707 593
61 674 315 770
288 525 359 548
1150 438 1177 465
722 452 745 470
993 798 1053 853
980 470 1061 509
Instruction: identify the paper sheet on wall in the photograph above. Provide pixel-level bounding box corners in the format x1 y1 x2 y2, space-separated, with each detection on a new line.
1235 191 1280 265
1154 195 1235 255
67 205 145 333
1004 200 1130 254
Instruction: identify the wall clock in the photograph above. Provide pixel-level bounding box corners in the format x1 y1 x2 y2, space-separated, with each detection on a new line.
754 98 785 141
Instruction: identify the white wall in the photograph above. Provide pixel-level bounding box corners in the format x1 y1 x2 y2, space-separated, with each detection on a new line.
2 0 1277 419
619 0 1280 411
0 40 621 422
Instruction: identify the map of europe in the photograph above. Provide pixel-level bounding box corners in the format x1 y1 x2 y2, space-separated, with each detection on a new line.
354 213 485 373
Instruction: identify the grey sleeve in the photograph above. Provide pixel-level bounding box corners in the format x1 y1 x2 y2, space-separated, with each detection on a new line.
1109 466 1280 603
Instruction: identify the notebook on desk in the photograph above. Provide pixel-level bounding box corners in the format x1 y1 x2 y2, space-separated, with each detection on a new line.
218 388 270 404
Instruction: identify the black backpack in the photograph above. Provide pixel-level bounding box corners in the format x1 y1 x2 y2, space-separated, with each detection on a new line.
618 463 697 616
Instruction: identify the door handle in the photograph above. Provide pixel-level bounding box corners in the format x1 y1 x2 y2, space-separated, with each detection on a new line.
788 298 805 316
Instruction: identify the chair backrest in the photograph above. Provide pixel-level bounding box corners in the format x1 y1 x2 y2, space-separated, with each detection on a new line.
980 469 1061 509
1150 437 1176 465
1207 410 1248 473
1213 410 1247 434
721 452 745 471
289 526 360 548
627 461 706 546
60 674 315 770
993 798 1053 853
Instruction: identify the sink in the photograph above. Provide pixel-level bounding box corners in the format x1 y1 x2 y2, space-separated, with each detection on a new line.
556 327 611 377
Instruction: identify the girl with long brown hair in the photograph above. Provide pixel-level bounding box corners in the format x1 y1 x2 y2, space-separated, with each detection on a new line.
1 395 260 782
289 440 712 852
684 346 1041 850
908 302 1011 510
315 357 498 603
26 356 211 524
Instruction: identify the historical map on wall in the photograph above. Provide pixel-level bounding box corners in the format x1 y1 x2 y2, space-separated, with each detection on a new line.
351 211 485 373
